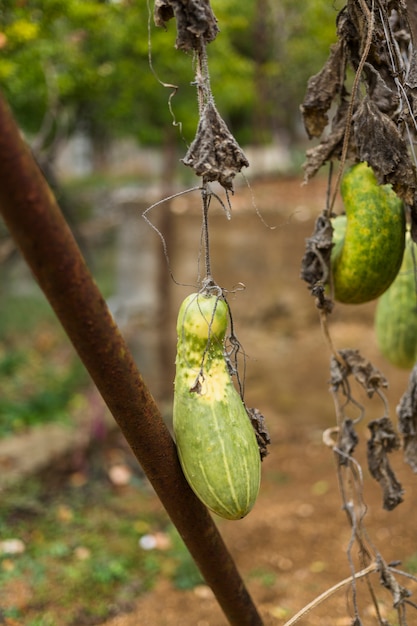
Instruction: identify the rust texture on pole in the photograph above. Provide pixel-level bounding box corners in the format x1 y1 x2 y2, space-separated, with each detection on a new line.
0 93 264 626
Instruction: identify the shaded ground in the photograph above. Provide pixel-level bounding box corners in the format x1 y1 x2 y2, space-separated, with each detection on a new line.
102 176 417 625
4 176 417 625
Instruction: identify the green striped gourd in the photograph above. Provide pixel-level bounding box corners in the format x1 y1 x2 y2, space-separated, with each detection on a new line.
375 233 417 369
331 162 405 304
173 292 261 520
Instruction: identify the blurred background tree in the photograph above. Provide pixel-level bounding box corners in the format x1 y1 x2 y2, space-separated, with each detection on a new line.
0 0 342 161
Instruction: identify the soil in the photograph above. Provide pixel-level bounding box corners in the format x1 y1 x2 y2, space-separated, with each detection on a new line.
6 176 417 625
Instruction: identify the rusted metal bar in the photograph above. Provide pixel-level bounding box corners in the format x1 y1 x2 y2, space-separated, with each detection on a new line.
0 93 264 626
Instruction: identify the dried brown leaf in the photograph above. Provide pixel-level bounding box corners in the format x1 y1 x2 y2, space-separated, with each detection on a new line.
182 101 249 191
303 98 349 182
154 0 174 26
397 364 417 472
364 62 399 114
377 555 411 607
405 49 417 90
154 0 219 51
367 417 403 511
333 349 388 398
301 41 346 139
300 214 333 286
300 214 334 312
353 97 416 204
301 0 417 210
336 418 359 465
247 407 271 461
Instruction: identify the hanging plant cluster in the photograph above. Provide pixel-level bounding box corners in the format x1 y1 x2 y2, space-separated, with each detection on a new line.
155 0 249 193
301 0 417 211
300 1 417 620
300 0 417 498
153 0 269 522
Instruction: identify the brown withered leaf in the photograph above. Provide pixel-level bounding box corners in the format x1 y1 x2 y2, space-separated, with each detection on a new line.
154 0 219 51
301 40 346 139
247 407 271 461
303 98 350 182
353 97 416 204
300 214 334 312
367 417 403 511
405 49 417 90
300 214 333 286
154 0 174 25
364 62 400 114
332 349 388 398
377 555 412 607
397 364 417 472
336 418 359 466
301 0 417 210
182 101 249 191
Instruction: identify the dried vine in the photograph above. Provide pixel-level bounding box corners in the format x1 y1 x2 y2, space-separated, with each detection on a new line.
298 0 417 623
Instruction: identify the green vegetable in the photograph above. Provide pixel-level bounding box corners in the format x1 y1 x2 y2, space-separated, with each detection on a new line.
375 233 417 369
331 162 405 304
173 292 261 520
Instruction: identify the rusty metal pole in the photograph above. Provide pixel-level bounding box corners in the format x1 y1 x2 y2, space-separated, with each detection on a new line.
0 93 264 626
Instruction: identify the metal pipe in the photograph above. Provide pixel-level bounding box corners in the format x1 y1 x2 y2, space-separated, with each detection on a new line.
0 93 263 626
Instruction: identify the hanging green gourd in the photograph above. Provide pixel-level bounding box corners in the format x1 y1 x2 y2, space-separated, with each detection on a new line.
173 291 261 520
331 162 406 304
375 232 417 369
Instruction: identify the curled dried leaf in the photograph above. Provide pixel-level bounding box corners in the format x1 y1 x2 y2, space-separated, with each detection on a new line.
331 349 388 398
301 41 346 139
397 364 417 472
335 418 359 465
247 407 271 461
300 214 334 312
367 417 403 511
405 49 417 90
154 0 174 26
300 214 333 286
154 0 219 51
353 97 416 204
364 63 399 115
303 98 349 182
182 101 249 191
302 0 417 205
377 555 412 607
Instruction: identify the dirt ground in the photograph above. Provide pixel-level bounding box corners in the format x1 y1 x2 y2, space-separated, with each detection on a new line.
97 176 417 625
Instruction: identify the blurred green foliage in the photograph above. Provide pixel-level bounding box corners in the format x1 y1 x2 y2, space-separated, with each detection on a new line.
0 474 204 624
0 283 89 438
0 0 343 147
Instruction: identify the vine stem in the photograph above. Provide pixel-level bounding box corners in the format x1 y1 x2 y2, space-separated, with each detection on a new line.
202 184 212 280
283 563 377 626
319 309 345 366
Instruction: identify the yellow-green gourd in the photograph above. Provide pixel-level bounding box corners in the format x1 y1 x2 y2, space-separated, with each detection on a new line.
375 232 417 369
173 292 261 520
331 162 406 304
